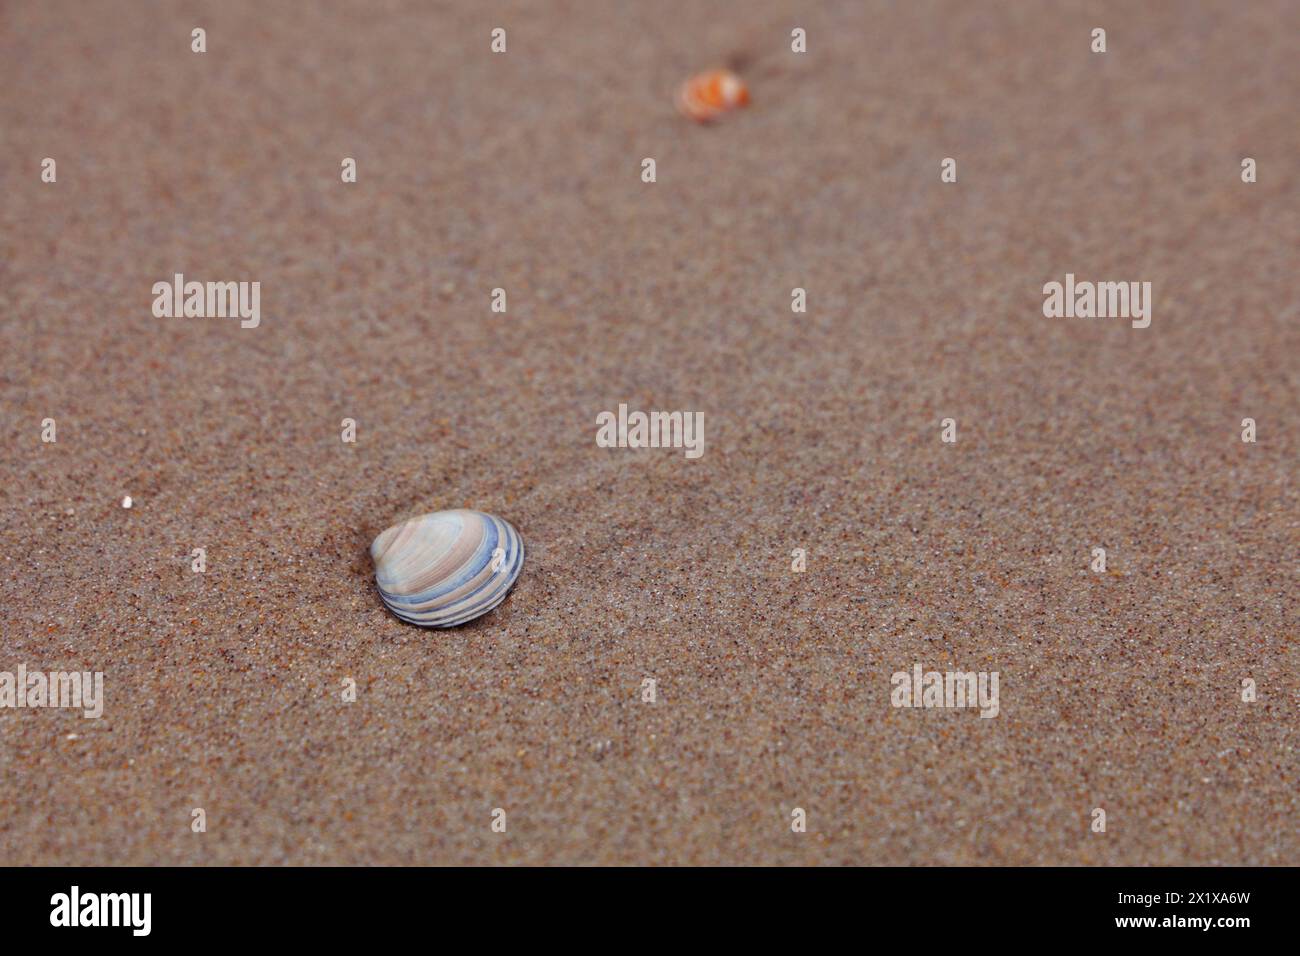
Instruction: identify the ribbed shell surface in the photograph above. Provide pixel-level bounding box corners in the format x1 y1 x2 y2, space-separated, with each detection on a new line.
370 509 524 627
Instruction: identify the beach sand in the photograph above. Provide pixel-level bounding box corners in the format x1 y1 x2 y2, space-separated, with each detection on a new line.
1 0 1296 864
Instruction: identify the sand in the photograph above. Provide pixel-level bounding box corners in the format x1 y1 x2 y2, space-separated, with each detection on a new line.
1 0 1296 865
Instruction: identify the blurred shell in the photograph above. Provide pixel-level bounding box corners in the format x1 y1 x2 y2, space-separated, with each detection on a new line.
676 68 750 122
370 509 524 627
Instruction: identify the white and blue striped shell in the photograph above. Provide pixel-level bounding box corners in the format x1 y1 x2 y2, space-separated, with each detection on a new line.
370 509 524 627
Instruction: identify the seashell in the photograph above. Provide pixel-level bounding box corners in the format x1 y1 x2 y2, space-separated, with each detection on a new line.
676 68 750 122
370 509 524 627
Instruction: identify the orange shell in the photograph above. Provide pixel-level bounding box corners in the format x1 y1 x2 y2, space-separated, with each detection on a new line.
676 69 750 122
